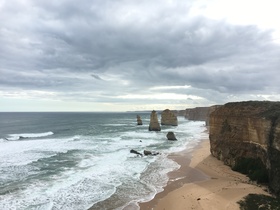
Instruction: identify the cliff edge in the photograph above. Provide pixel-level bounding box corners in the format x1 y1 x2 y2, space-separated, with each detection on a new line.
209 101 280 195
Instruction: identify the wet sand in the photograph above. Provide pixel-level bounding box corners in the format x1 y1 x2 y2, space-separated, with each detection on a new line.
139 137 269 210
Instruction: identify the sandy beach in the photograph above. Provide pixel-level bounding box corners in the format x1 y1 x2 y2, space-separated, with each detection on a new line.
139 136 269 210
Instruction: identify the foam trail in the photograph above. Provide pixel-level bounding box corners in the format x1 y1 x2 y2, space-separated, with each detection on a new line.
6 131 54 140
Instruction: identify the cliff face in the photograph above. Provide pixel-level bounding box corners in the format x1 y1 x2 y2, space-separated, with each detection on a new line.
209 101 280 195
185 107 210 121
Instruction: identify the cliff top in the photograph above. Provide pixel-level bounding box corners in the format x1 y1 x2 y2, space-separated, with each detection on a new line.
216 101 280 120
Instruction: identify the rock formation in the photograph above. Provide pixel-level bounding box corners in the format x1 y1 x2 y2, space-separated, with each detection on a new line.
136 115 143 125
130 149 143 157
209 101 280 195
166 132 177 141
185 107 210 121
206 105 221 126
149 110 161 131
161 109 178 126
144 150 160 156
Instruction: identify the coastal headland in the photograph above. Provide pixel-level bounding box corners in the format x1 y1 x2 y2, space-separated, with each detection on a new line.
140 101 280 209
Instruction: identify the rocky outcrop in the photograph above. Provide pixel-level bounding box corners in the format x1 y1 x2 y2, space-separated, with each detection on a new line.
166 132 177 141
209 101 280 195
136 115 143 125
149 110 161 131
185 107 210 121
144 150 160 156
161 109 178 126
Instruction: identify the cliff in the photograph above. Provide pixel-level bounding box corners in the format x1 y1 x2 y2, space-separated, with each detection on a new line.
185 107 210 121
161 109 178 126
209 101 280 195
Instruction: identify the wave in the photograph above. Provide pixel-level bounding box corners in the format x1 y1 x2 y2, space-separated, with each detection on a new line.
6 131 54 141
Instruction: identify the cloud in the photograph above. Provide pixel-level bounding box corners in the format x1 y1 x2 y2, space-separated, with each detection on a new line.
0 0 280 111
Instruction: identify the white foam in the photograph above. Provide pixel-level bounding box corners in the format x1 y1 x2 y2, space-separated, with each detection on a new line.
0 116 208 210
6 131 54 140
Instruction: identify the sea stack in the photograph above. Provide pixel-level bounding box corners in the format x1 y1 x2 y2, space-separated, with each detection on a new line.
149 110 161 131
161 109 178 126
136 115 143 125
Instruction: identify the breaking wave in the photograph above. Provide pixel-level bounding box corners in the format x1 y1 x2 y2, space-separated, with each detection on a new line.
6 131 54 141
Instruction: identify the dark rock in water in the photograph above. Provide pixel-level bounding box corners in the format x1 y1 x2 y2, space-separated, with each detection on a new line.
161 109 178 126
130 149 143 157
136 115 143 125
166 132 177 141
143 150 160 156
209 101 280 195
149 110 161 131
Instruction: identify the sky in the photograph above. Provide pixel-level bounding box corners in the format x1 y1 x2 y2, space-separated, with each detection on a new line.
1 0 280 112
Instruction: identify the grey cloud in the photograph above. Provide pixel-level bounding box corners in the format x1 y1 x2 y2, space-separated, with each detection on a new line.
0 0 280 109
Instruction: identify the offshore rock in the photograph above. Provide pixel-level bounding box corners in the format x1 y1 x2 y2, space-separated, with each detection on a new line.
166 132 177 141
136 115 143 125
209 101 280 195
161 109 178 126
130 149 143 157
149 110 161 131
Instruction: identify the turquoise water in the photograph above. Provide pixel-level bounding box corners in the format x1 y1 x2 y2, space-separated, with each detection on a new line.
0 112 206 210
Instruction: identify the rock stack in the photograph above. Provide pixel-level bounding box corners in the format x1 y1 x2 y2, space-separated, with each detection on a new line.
136 115 143 125
149 110 161 131
161 109 178 126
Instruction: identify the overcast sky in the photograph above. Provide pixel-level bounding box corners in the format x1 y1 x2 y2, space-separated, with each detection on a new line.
1 0 280 111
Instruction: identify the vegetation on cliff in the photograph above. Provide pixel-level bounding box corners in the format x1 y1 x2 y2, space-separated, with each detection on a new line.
232 157 268 183
238 194 280 210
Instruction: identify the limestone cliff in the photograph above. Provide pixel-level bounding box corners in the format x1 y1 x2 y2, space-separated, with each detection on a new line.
185 107 210 121
149 110 161 131
209 101 280 195
161 109 178 126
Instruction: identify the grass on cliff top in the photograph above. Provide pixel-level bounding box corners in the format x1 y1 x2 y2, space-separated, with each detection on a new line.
238 194 280 210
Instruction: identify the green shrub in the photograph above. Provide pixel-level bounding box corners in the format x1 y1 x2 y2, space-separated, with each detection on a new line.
238 194 280 210
232 157 269 183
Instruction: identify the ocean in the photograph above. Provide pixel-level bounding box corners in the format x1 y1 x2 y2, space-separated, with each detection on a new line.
0 112 206 210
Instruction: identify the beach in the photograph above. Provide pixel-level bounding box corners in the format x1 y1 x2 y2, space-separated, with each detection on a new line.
139 136 269 210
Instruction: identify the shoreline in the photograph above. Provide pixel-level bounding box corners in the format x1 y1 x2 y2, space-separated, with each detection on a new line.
139 134 269 210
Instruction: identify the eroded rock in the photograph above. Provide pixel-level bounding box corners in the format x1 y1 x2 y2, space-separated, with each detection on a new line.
149 110 161 131
161 109 178 126
136 115 143 125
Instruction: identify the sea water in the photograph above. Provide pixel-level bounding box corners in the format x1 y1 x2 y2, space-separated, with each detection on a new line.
0 112 206 210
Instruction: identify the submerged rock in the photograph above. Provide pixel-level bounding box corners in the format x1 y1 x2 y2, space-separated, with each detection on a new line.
136 115 143 125
130 149 143 157
166 132 177 141
149 110 161 131
143 150 160 156
161 109 178 126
